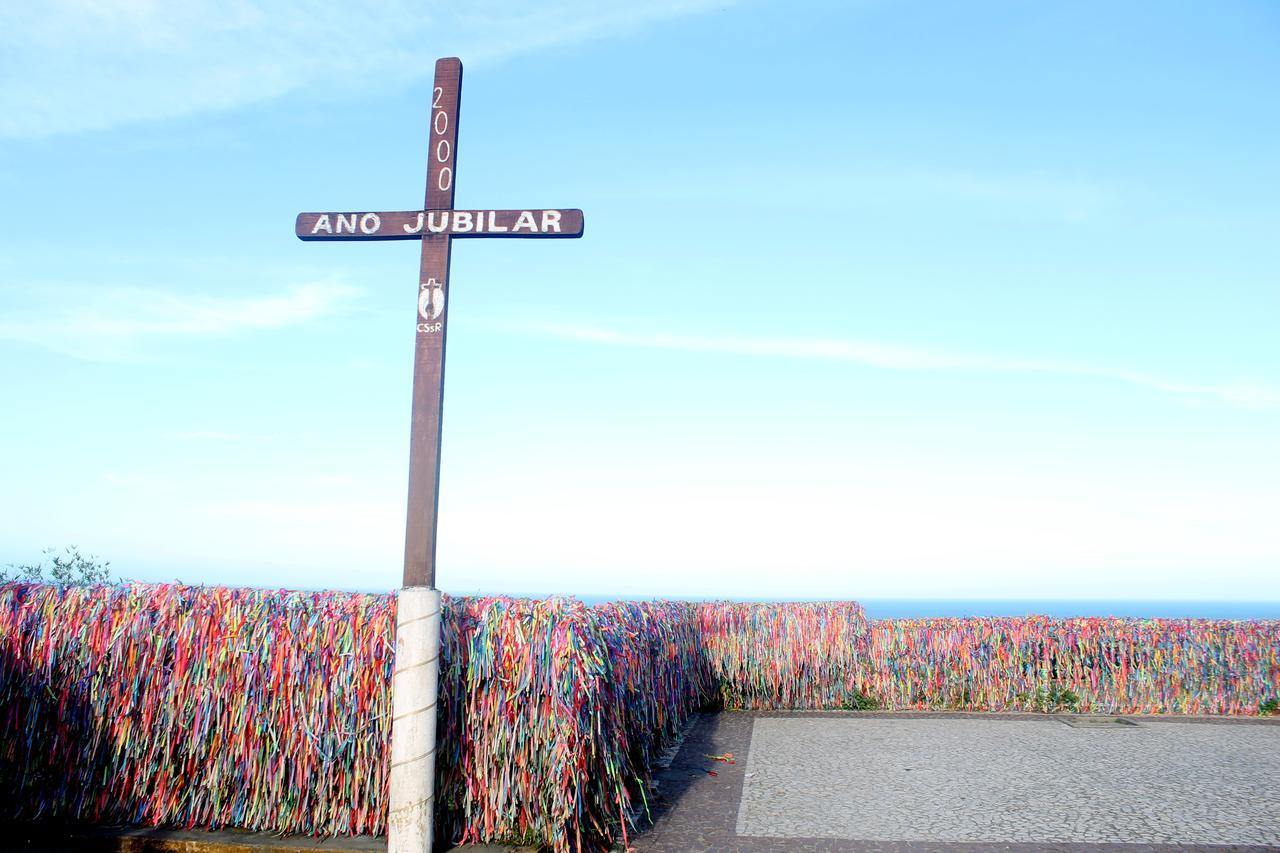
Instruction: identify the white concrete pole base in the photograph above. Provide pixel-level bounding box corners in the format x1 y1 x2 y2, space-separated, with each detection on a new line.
388 586 442 853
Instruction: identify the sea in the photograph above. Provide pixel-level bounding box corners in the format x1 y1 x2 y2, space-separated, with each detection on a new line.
473 595 1280 620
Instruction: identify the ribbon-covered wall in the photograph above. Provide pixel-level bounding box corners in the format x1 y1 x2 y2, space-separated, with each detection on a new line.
697 601 870 709
863 616 1280 715
0 585 715 850
1 584 396 836
2 583 1277 850
437 597 709 850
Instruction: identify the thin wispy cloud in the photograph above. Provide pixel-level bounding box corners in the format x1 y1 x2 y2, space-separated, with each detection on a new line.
0 282 359 361
521 323 1280 410
598 161 1117 223
0 0 736 138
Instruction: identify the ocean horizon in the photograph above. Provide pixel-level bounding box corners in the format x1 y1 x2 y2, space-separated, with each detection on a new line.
444 595 1280 620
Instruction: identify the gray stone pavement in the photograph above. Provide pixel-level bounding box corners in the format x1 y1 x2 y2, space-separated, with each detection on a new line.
633 712 1280 852
738 716 1280 846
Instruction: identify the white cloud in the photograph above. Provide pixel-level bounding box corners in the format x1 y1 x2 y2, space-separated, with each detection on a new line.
0 0 735 138
519 322 1280 410
599 164 1117 223
0 281 359 360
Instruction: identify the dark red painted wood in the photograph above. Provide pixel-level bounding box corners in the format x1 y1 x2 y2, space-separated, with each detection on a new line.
403 57 461 589
295 209 585 240
295 56 582 590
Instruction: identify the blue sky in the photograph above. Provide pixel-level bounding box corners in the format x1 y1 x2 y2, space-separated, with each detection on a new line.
1 1 1277 600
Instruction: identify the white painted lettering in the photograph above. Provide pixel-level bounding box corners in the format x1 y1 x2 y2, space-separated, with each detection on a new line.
541 210 562 233
514 210 537 232
403 212 424 234
337 213 357 234
487 211 507 232
427 211 449 233
311 214 332 235
452 211 473 232
418 281 445 323
359 213 381 234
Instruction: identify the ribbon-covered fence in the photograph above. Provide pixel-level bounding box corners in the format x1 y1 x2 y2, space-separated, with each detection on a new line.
2 583 1277 849
437 597 709 850
698 601 870 709
862 616 1280 715
0 585 709 849
1 584 396 836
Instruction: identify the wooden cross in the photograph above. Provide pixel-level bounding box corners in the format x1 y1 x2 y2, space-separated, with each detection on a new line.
295 57 583 589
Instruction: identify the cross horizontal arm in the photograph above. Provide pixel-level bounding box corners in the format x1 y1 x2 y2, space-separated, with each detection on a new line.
296 209 583 241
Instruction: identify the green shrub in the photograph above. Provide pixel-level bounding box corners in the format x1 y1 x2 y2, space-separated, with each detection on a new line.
839 691 880 711
2 546 114 585
1017 684 1081 713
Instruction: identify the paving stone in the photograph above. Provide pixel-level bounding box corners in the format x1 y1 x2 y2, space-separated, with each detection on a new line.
736 716 1280 845
633 712 1280 852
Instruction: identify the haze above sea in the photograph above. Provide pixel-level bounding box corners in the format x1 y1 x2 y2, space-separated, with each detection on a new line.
470 596 1280 620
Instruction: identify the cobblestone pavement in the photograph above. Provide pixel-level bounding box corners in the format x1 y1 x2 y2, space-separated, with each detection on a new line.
739 716 1280 845
633 712 1280 852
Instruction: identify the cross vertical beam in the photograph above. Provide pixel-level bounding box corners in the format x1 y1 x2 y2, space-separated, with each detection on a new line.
404 57 461 588
391 57 459 853
294 53 581 853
